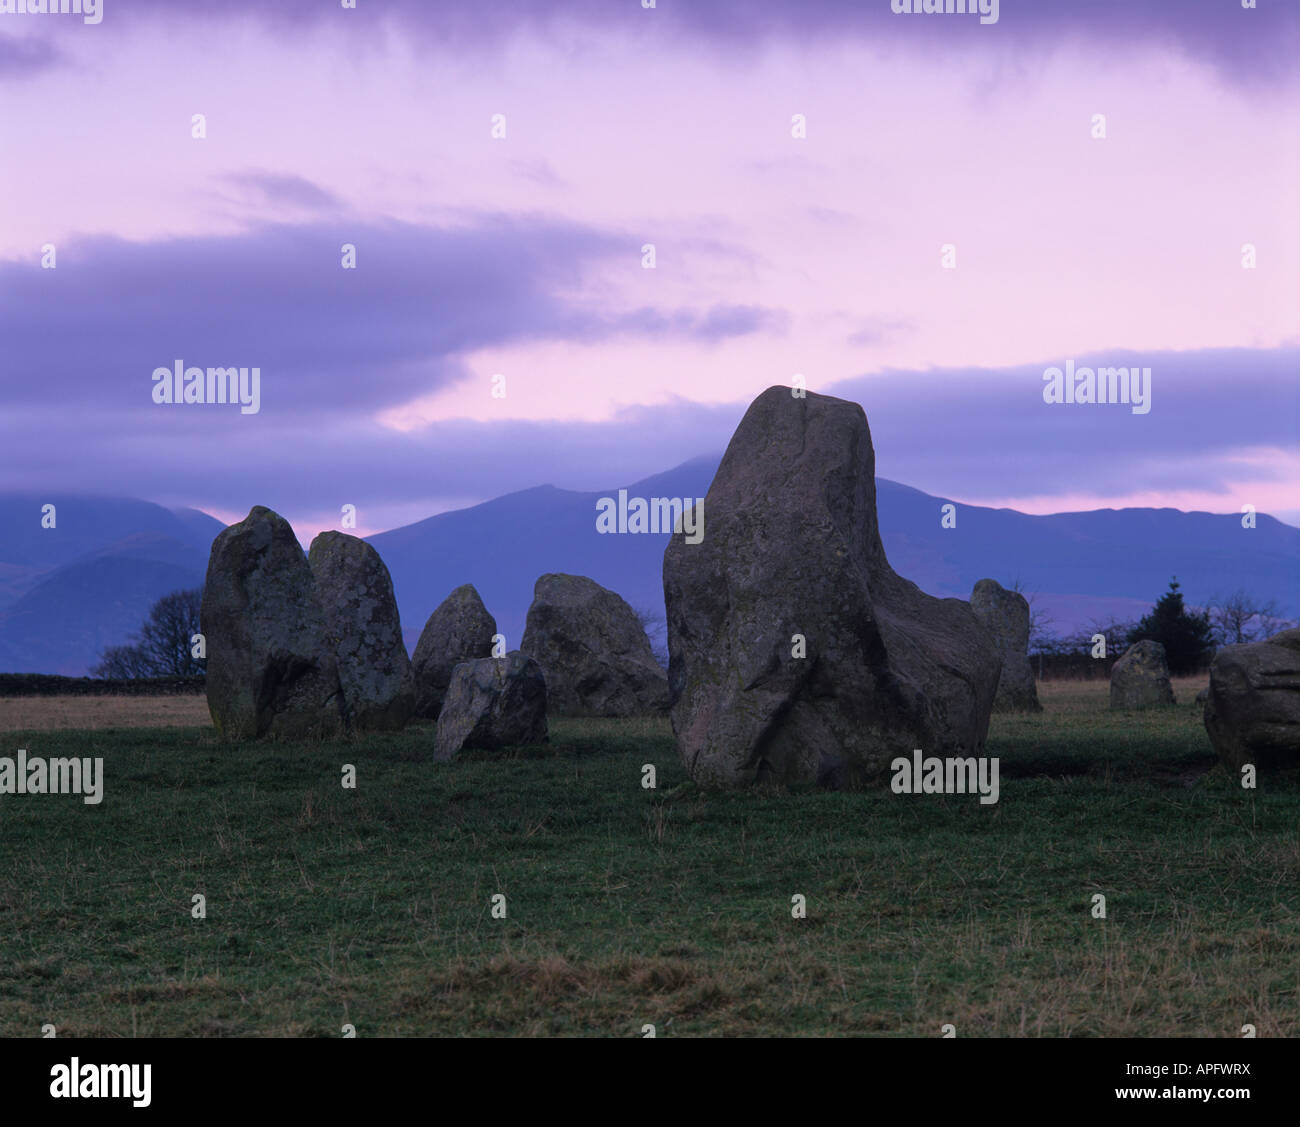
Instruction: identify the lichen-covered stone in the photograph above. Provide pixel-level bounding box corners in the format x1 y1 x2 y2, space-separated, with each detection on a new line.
433 651 548 760
1204 628 1300 773
1109 640 1176 709
970 578 1041 712
521 573 668 716
201 505 343 740
411 584 497 719
663 387 1000 789
308 531 415 731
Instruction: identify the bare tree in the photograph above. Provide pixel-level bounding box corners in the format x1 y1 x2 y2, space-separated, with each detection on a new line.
92 643 158 679
1207 590 1292 646
1008 578 1056 654
92 588 205 678
633 605 670 670
1080 616 1137 659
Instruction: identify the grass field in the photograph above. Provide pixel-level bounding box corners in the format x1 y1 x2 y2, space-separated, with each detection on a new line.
0 693 211 732
1 677 1297 1037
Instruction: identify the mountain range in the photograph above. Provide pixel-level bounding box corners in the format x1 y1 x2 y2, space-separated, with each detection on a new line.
1 460 1296 674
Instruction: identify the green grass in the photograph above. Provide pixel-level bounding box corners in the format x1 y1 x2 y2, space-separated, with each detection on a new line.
1 681 1297 1037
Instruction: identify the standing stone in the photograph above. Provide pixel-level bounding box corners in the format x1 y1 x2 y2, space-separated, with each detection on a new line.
521 573 669 716
1109 640 1176 709
1204 628 1300 773
434 651 548 760
201 505 343 740
663 387 1000 789
411 584 497 719
308 531 415 731
970 579 1041 712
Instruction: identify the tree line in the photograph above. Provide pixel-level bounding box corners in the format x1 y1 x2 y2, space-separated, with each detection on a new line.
1020 579 1294 676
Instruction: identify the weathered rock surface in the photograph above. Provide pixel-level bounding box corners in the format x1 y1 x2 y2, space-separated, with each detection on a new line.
1109 640 1176 709
201 505 343 740
970 578 1041 712
663 386 1001 789
308 531 415 731
433 651 548 760
1204 628 1300 772
411 585 498 719
521 573 669 716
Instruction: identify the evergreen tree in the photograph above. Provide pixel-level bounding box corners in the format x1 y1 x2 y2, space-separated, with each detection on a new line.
1127 578 1214 675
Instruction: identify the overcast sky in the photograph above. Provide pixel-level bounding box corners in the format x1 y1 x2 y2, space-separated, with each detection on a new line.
1 0 1296 539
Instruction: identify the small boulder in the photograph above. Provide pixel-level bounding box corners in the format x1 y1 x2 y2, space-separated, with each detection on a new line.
433 651 548 760
1195 688 1209 705
970 579 1042 712
201 505 343 740
521 573 669 716
1109 640 1176 709
1204 628 1300 773
663 387 1000 789
411 584 498 719
308 531 415 731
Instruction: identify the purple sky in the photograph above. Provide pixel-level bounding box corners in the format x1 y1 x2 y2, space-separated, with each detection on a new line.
1 0 1297 541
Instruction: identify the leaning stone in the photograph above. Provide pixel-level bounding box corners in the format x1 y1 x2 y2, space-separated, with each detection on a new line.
433 651 548 760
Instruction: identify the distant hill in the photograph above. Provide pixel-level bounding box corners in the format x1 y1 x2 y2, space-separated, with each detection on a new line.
0 470 1295 674
369 457 719 654
0 496 225 674
863 479 1300 638
0 495 221 590
370 458 1300 657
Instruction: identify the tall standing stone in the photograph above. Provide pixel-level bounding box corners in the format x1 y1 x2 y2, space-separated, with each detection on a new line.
1109 640 1176 709
201 505 343 740
308 531 415 731
1204 627 1300 773
521 573 669 716
411 584 497 719
663 387 1000 789
970 579 1041 712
